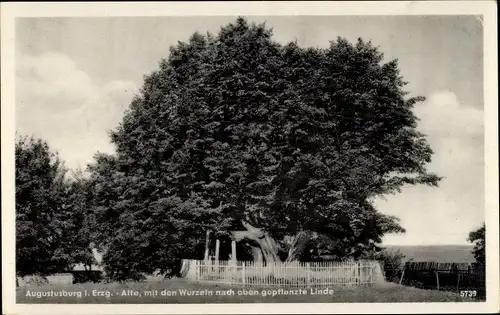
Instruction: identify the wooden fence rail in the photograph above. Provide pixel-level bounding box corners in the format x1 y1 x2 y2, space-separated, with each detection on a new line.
382 261 485 299
181 259 381 287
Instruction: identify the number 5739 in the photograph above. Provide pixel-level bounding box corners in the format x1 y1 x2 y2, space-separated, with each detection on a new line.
460 290 477 297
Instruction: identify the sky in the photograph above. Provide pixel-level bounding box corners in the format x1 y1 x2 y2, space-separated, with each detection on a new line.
15 16 484 246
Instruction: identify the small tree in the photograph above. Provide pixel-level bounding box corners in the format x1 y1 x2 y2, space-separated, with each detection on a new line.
64 169 98 271
16 135 70 275
16 135 93 276
467 223 485 266
374 248 406 282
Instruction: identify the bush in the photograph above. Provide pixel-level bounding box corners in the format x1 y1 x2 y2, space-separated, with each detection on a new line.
375 249 405 269
374 249 405 282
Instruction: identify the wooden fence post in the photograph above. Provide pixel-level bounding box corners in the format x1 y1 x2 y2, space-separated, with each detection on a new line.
306 262 311 286
242 261 246 286
370 262 373 285
195 260 199 281
215 239 220 263
435 271 440 291
231 240 237 263
204 230 211 262
357 261 361 285
435 262 440 291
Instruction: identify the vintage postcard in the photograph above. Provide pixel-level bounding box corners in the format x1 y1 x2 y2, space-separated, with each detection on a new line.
1 1 498 314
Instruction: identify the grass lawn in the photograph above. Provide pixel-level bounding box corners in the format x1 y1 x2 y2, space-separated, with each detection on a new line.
17 278 478 303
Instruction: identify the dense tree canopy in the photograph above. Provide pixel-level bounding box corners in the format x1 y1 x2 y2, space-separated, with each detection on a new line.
64 168 98 269
87 17 440 279
15 136 94 276
467 223 485 266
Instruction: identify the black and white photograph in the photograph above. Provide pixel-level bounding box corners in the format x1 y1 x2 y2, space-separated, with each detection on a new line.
1 2 498 314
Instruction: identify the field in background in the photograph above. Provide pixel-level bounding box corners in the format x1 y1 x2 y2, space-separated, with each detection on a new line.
386 245 475 263
16 278 475 303
381 246 484 300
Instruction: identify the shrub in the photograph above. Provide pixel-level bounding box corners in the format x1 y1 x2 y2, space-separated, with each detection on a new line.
373 249 405 282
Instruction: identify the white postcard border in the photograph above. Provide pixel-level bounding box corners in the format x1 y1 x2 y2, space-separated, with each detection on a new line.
2 2 498 314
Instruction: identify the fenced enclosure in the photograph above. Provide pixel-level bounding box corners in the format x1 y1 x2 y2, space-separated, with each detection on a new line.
383 261 486 299
181 259 384 287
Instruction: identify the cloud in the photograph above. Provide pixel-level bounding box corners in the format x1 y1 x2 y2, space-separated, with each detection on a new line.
378 90 484 245
414 91 484 200
414 91 483 140
17 52 99 109
16 52 138 170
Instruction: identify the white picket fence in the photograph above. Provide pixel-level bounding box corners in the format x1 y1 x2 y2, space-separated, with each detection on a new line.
181 259 382 287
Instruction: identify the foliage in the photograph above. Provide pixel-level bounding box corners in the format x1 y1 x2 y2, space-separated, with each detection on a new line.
467 223 485 266
86 153 210 280
370 248 406 283
376 248 406 269
88 17 440 279
15 135 94 276
64 168 98 268
16 136 68 275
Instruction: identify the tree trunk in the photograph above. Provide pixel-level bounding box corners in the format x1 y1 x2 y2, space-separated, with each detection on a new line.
231 222 317 263
215 239 220 262
250 245 263 262
231 221 320 263
232 221 280 263
284 232 311 263
259 235 281 262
